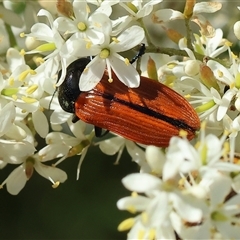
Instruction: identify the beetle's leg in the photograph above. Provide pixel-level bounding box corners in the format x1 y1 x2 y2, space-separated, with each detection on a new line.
95 126 109 137
72 114 80 123
130 43 146 64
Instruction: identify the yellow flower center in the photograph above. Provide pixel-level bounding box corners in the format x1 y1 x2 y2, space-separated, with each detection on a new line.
77 22 87 31
99 48 110 59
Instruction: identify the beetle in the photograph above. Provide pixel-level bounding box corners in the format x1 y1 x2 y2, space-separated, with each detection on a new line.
58 58 200 147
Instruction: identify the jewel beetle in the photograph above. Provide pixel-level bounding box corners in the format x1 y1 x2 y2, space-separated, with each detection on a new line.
58 58 200 147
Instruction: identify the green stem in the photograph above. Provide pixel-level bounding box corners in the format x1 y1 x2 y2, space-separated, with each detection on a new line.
184 18 194 51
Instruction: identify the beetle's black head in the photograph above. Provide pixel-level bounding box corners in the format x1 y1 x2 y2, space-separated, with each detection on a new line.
57 58 90 113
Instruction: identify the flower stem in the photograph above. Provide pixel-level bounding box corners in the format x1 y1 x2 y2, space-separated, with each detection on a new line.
184 18 194 51
144 46 230 68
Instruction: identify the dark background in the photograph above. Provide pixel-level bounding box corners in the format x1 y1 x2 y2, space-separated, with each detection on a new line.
0 144 138 239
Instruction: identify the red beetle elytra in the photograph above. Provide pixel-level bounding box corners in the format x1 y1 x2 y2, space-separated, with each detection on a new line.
58 58 200 147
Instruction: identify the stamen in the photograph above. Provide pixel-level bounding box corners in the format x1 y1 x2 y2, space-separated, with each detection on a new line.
117 218 135 231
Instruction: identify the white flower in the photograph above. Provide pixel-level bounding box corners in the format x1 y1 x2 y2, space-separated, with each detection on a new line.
39 119 90 180
207 59 240 116
76 25 144 91
0 139 67 195
163 129 240 183
117 173 203 239
113 0 163 34
54 1 111 45
179 28 229 58
2 155 67 195
1 48 50 138
180 76 221 121
24 9 78 86
178 176 240 239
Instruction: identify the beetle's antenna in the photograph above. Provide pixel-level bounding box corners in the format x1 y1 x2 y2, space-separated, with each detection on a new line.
49 68 62 110
130 43 146 64
49 88 57 109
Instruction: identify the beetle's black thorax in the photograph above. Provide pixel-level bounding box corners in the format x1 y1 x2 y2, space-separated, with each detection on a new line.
58 58 90 113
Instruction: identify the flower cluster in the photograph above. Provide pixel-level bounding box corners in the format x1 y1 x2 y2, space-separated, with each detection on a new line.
1 0 240 239
117 124 240 239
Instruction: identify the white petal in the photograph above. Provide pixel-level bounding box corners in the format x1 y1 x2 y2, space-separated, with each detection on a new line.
54 17 77 34
204 134 222 162
171 193 203 222
38 144 69 162
89 12 112 43
234 21 240 40
45 132 80 146
68 119 86 140
6 48 25 72
111 26 144 52
29 23 53 42
193 2 222 14
0 102 15 137
5 123 27 140
207 60 234 85
37 9 54 27
14 101 38 113
35 162 67 183
209 176 231 206
95 3 112 16
217 91 234 121
153 9 184 22
235 96 240 112
216 221 240 239
109 55 140 88
147 192 170 226
79 57 105 91
137 5 153 18
86 29 105 45
122 173 161 193
163 137 199 180
224 194 240 215
0 140 35 164
6 165 28 195
125 141 145 161
145 146 166 175
232 174 240 193
50 110 72 125
117 195 150 211
206 28 223 54
73 1 88 21
111 16 132 35
32 110 49 138
98 137 124 155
